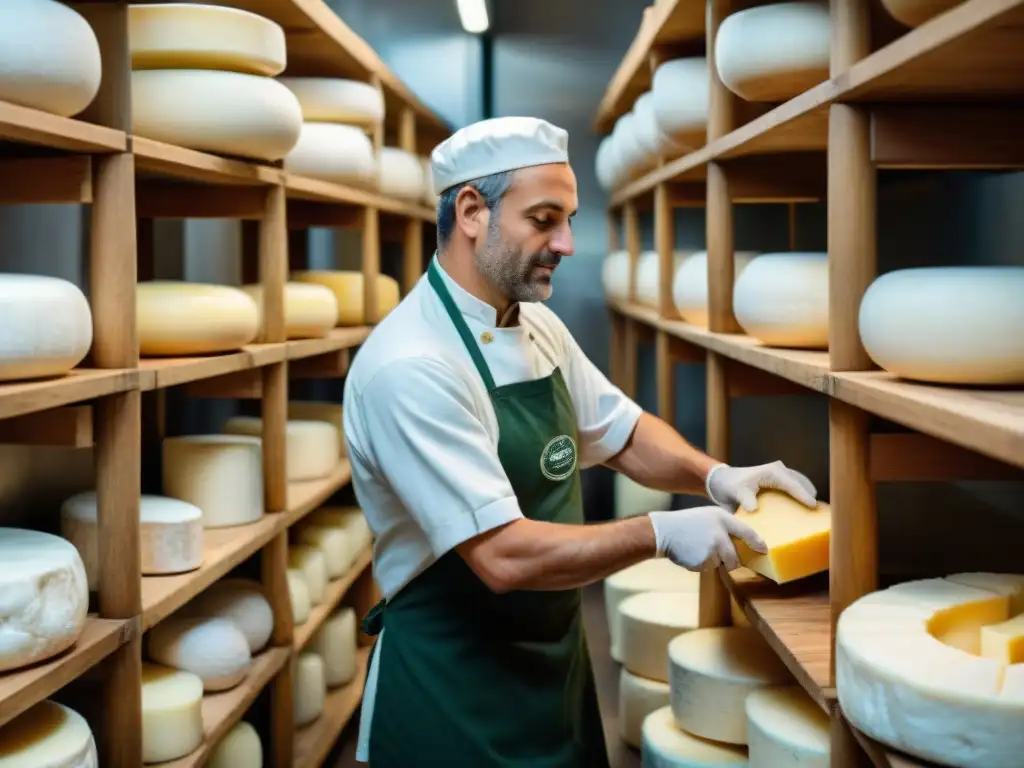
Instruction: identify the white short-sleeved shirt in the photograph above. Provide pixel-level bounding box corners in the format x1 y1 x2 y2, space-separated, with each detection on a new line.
345 257 642 761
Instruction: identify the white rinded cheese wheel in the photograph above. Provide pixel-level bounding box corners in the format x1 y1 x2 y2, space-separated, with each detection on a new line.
0 700 97 768
0 275 92 382
162 435 263 528
379 147 426 201
595 135 618 192
602 251 631 302
614 472 674 520
296 523 353 579
277 77 385 126
288 545 328 606
283 122 378 187
137 281 259 357
733 253 829 349
60 492 203 590
421 156 438 207
652 58 709 150
669 627 793 744
636 250 696 308
287 401 345 457
132 70 302 161
0 529 88 673
128 3 286 76
141 663 204 763
287 568 311 625
673 251 759 326
207 720 262 768
880 0 960 27
621 592 701 682
858 266 1024 385
307 508 373 556
223 416 339 482
187 578 274 653
241 282 338 340
746 685 829 767
611 112 647 181
294 652 327 727
147 614 252 692
0 0 101 118
291 271 401 326
633 91 682 162
641 706 749 767
619 668 670 748
310 608 358 687
716 2 830 102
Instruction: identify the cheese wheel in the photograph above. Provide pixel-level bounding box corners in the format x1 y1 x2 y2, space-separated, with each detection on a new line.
595 135 618 192
636 251 695 308
132 70 303 161
147 614 252 692
283 122 378 187
277 77 385 126
0 529 88 673
614 473 674 520
641 706 749 767
668 627 793 744
207 720 262 768
128 4 287 76
0 0 101 117
187 578 274 653
731 490 832 584
633 90 682 163
141 663 205 763
746 685 829 767
288 545 328 606
306 508 373 558
296 523 354 579
880 0 960 27
0 700 97 768
733 253 829 349
620 668 670 748
858 266 1024 385
291 271 401 326
716 2 830 102
673 251 758 326
652 58 709 150
379 147 426 201
602 250 631 303
621 592 701 682
611 112 647 180
162 435 263 528
222 416 338 482
241 282 338 340
0 275 92 382
310 608 358 687
421 156 438 207
61 491 204 590
294 652 327 727
287 402 345 456
288 568 311 625
137 281 259 357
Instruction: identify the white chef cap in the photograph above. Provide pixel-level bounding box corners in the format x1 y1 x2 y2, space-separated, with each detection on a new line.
431 116 569 194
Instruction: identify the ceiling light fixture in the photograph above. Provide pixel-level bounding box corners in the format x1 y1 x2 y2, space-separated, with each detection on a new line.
456 0 490 34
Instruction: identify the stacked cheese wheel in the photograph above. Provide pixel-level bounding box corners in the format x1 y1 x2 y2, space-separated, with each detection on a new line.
208 721 263 768
0 699 98 766
137 281 260 357
129 3 301 160
241 283 338 341
163 434 264 528
288 401 347 458
733 252 829 349
291 270 402 327
223 415 340 482
673 251 759 326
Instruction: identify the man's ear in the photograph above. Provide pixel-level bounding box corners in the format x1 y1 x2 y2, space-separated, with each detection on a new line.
455 186 488 241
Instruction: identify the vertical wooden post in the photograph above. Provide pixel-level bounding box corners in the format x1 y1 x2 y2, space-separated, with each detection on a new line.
622 319 639 400
701 352 732 627
831 709 874 768
607 209 621 252
655 184 678 319
706 163 737 334
258 186 287 344
623 201 640 303
655 331 675 424
263 532 294 768
400 107 424 294
363 207 381 324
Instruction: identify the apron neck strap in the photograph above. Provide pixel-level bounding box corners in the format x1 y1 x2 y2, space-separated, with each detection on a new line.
427 261 498 392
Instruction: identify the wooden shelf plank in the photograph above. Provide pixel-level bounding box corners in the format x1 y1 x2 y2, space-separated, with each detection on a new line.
0 618 135 728
285 461 353 527
138 345 287 391
848 721 941 768
0 99 126 153
293 547 373 651
284 174 435 221
132 136 283 187
287 328 372 361
292 646 371 768
0 369 139 421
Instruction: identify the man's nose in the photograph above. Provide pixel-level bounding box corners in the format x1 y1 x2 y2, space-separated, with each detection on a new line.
549 223 575 256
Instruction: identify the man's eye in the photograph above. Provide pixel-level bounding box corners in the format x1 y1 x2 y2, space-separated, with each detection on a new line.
530 216 552 228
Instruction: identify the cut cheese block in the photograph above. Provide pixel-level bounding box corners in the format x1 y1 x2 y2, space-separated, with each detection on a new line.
137 281 259 357
858 266 1024 385
0 700 97 767
602 250 631 303
128 3 286 76
162 435 263 528
132 69 302 161
207 720 262 768
730 490 831 584
620 591 701 682
947 572 1024 615
291 271 401 326
294 652 327 727
0 529 88 673
283 122 378 188
636 251 694 309
745 685 829 767
733 253 829 349
619 667 670 749
673 252 758 326
0 274 92 382
141 663 204 764
277 77 385 126
981 613 1024 664
241 282 339 340
147 614 252 691
187 578 274 653
296 523 354 579
287 402 345 457
632 90 682 163
641 706 748 767
61 491 203 590
0 0 101 117
310 608 358 687
288 568 311 625
880 0 960 26
715 2 830 102
669 627 792 744
223 416 339 482
379 147 426 201
289 545 328 606
652 58 709 150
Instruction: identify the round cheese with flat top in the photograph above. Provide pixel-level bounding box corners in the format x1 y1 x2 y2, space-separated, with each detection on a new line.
379 147 426 201
147 614 252 692
141 663 204 763
187 578 273 653
278 77 385 126
733 253 829 349
283 122 379 188
0 700 97 768
294 653 327 727
652 58 709 150
207 720 262 768
162 435 263 528
601 251 631 303
289 545 328 605
746 685 829 767
296 523 354 579
287 402 345 456
137 281 259 357
641 706 748 767
621 591 701 682
673 252 758 326
311 608 358 687
619 667 670 748
290 271 401 326
223 416 339 482
241 282 339 340
288 568 311 625
306 508 373 569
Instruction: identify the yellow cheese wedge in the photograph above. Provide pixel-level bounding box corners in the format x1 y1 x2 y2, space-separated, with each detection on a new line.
981 613 1024 664
731 490 830 583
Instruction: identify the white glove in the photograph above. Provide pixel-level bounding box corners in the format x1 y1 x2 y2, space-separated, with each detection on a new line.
648 506 767 571
706 461 817 513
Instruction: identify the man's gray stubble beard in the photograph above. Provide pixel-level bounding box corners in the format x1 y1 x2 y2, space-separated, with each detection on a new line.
475 217 553 303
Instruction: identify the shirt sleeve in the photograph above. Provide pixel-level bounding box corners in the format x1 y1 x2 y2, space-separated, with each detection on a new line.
353 355 523 557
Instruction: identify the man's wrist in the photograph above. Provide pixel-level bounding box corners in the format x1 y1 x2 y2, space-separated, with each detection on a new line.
704 461 728 504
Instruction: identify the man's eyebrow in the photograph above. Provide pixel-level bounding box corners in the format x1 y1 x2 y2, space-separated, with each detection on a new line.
525 200 578 217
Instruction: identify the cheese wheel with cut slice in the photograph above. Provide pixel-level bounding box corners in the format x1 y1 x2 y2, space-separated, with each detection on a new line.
673 251 758 326
137 281 259 356
0 700 97 768
620 591 701 682
207 720 262 768
379 147 426 201
223 415 339 481
278 77 385 126
241 282 338 340
733 253 829 349
147 614 252 692
310 608 358 687
283 122 379 187
288 568 311 625
294 653 326 726
291 271 401 326
287 402 345 456
619 667 670 748
746 685 829 767
730 490 831 584
141 663 204 763
652 58 709 150
641 706 748 767
187 578 274 653
289 545 328 606
162 435 263 528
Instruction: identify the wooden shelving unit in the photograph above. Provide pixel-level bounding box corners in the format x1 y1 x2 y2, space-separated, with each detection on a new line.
0 1 444 765
598 0 1024 764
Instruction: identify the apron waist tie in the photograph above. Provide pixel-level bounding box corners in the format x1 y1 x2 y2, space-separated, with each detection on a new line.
362 598 386 636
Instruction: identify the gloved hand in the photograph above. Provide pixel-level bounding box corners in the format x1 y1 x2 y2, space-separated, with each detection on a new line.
706 461 817 513
648 506 767 571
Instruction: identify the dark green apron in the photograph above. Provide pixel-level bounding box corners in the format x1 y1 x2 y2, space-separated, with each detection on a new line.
360 262 610 768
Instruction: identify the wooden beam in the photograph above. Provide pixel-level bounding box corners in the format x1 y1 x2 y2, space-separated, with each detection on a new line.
666 182 706 208
727 361 812 398
869 433 1024 481
289 350 350 380
726 153 827 203
287 201 363 230
0 157 92 204
182 369 263 399
136 182 266 219
666 334 704 364
0 406 93 446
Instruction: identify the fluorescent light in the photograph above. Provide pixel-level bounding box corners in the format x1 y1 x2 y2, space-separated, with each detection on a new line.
456 0 489 33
